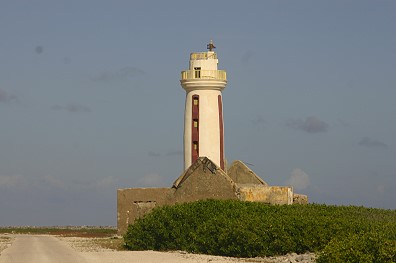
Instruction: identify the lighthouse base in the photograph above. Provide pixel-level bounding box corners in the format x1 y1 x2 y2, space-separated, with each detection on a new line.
117 157 308 235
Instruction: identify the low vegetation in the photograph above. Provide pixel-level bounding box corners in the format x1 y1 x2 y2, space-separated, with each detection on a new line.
87 236 125 251
124 199 396 262
0 226 116 237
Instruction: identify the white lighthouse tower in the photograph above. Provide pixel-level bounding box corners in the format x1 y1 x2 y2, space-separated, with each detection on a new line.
180 41 227 171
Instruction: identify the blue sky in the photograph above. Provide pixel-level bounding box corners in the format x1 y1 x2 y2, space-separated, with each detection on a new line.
1 1 395 226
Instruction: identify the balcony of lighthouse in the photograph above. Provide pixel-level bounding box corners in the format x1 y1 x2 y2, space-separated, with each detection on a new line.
181 70 227 81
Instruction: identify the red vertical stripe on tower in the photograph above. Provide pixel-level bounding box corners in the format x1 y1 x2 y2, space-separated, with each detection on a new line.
218 95 224 170
191 95 199 164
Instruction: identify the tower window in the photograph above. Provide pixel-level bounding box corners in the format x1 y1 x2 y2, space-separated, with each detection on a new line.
194 67 201 78
193 119 198 128
193 141 198 150
193 98 199 106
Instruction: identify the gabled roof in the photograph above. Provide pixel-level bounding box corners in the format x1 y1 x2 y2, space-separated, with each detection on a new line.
172 157 238 202
173 157 233 188
227 160 268 186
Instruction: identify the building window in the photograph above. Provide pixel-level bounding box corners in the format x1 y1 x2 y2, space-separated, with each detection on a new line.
193 119 198 128
194 67 201 78
193 141 198 150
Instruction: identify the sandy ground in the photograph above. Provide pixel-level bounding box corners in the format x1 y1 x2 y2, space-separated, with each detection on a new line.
0 235 14 255
58 236 275 262
79 251 316 263
1 235 316 263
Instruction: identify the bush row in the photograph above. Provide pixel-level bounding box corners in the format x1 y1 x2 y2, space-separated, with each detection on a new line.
317 231 396 263
123 200 396 261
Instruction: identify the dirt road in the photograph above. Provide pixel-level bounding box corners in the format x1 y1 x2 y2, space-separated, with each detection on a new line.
0 235 245 263
0 235 316 263
0 235 87 263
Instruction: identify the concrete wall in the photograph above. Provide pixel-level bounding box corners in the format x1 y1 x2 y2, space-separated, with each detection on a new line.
236 184 293 205
117 188 174 235
189 51 218 71
293 193 309 204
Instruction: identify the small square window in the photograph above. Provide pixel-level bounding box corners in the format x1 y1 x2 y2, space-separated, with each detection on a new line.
193 98 199 106
193 120 198 128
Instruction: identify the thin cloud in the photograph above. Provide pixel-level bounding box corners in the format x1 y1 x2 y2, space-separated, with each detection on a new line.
63 176 118 192
251 115 266 131
0 175 67 190
336 118 350 127
35 45 44 54
92 66 145 82
241 50 254 63
40 175 67 190
251 115 266 125
148 151 161 157
137 173 166 187
94 176 118 190
358 137 387 148
51 103 91 113
0 89 18 103
62 57 71 64
165 150 183 156
286 168 311 191
148 150 183 157
377 184 385 195
0 175 25 189
286 116 329 133
4 175 117 192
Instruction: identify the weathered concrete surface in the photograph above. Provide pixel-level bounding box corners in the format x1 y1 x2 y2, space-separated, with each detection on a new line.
293 193 309 204
117 157 308 235
236 185 293 205
117 188 174 235
173 158 238 203
227 160 268 186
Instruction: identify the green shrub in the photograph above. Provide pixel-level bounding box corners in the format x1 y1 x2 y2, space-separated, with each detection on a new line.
317 231 396 263
123 200 396 258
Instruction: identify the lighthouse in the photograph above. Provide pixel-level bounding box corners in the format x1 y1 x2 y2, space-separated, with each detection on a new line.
118 41 307 235
180 41 227 171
